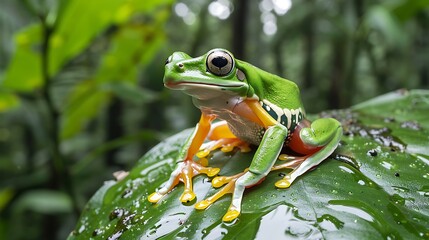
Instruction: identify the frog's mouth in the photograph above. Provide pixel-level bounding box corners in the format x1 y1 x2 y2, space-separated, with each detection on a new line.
164 80 248 99
165 81 244 90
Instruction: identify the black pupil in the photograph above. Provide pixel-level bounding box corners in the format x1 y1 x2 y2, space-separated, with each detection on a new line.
211 56 228 68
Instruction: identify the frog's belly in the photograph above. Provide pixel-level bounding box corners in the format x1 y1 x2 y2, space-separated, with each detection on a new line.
193 96 265 145
216 111 265 146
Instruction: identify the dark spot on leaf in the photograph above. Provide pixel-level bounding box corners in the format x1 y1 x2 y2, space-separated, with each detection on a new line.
344 131 352 136
334 154 359 169
122 189 132 198
108 211 136 240
93 229 103 236
384 117 395 123
367 149 378 157
395 172 400 177
110 208 125 220
108 229 124 240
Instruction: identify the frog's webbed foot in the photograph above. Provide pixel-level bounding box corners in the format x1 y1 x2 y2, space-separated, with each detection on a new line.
196 138 251 158
194 155 304 221
273 154 307 170
195 169 267 222
148 160 220 203
272 154 309 188
195 170 246 209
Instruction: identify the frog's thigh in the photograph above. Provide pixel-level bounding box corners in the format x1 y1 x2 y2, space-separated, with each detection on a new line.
300 118 342 147
207 121 237 140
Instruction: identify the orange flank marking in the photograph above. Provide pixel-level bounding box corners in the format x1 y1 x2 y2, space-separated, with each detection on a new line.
244 100 277 128
232 100 265 127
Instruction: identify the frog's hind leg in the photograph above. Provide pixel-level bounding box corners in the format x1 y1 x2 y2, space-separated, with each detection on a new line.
196 124 288 222
275 118 342 188
197 121 251 158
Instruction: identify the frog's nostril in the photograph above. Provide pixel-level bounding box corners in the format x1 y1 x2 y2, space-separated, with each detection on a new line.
176 62 185 71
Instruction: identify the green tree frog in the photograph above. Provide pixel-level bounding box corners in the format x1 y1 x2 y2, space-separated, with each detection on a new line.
148 49 343 222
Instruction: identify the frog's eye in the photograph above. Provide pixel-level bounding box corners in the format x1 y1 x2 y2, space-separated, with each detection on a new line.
206 50 234 76
165 55 173 65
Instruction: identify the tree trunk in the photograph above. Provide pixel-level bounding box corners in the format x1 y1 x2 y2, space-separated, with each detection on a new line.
105 97 124 167
329 39 345 109
302 5 315 89
231 0 248 59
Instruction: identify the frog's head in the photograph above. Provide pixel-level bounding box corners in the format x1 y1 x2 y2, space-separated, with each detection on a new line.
163 49 250 99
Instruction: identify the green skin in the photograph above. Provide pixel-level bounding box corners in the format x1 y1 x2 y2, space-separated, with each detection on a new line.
154 48 343 222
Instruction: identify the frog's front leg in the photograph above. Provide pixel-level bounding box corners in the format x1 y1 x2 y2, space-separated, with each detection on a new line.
276 118 342 188
148 113 221 203
196 124 288 222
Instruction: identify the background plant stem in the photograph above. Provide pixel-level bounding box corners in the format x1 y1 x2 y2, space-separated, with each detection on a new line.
39 14 80 217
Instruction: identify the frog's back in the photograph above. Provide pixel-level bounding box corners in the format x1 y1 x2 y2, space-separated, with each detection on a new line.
237 60 304 111
258 74 303 110
237 61 305 132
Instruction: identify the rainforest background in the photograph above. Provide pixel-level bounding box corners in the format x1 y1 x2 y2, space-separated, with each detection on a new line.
0 0 428 239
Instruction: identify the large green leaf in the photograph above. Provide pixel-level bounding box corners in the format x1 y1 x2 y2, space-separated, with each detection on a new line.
50 0 172 76
68 90 429 239
60 2 170 138
2 25 43 91
0 91 19 112
2 0 172 93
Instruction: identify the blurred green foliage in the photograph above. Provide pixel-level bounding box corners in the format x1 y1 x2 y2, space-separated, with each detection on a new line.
0 0 428 239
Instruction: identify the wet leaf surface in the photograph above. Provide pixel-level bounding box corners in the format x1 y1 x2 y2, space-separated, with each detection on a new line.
68 90 429 239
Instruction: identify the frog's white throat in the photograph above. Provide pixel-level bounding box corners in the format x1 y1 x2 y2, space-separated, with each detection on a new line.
173 82 246 101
